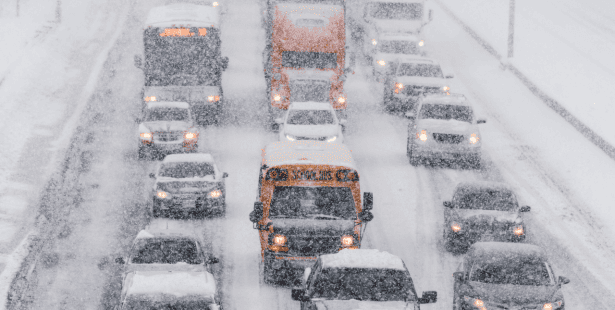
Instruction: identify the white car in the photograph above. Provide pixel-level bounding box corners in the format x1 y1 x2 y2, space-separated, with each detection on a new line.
292 249 438 309
137 101 200 160
383 56 453 112
372 33 425 81
275 101 345 143
406 94 486 168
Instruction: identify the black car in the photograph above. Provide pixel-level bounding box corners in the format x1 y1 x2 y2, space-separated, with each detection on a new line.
453 242 569 310
443 182 531 252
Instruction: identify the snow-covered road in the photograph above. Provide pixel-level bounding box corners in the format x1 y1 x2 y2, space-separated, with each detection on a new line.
9 0 615 309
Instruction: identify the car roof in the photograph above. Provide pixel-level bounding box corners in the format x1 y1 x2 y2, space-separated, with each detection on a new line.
262 141 356 170
145 3 220 28
468 242 548 262
146 101 191 109
162 153 215 164
288 101 334 111
455 181 514 193
125 271 216 298
420 94 470 107
369 0 424 3
320 249 407 270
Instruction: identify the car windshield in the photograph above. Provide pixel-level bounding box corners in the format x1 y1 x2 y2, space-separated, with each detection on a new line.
159 162 215 178
124 297 215 310
419 104 473 123
282 51 337 69
455 189 519 211
397 63 443 78
287 109 335 125
269 186 356 219
310 268 415 301
378 40 418 55
130 238 202 264
470 259 555 286
290 80 331 102
369 3 423 20
145 108 189 122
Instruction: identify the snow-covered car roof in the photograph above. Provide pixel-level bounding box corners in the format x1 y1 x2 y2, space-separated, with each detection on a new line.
125 271 216 298
288 101 334 111
469 242 548 262
162 153 215 164
263 141 356 170
379 33 420 41
421 94 470 106
145 3 220 28
454 181 514 193
319 249 406 270
146 101 190 110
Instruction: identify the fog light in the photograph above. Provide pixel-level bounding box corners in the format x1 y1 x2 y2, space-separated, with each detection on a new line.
377 60 386 66
341 235 354 246
513 226 524 236
157 191 168 199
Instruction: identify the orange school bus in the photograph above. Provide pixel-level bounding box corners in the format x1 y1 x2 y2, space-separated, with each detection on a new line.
249 141 374 284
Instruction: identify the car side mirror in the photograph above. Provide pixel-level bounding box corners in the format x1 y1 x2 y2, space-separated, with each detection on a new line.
134 55 143 69
453 271 465 282
358 210 374 222
559 276 570 285
115 257 125 264
477 119 487 124
291 289 310 302
303 267 311 284
404 112 415 119
222 172 229 178
207 256 219 264
149 173 156 179
445 74 454 79
363 192 373 211
519 206 531 212
443 201 453 208
418 291 437 304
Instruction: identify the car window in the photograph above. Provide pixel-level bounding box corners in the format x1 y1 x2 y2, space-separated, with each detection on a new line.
469 259 555 286
378 40 418 55
145 107 189 122
269 186 356 220
419 103 473 123
397 63 443 78
130 238 202 264
455 189 519 211
310 268 415 301
287 110 335 125
159 162 215 178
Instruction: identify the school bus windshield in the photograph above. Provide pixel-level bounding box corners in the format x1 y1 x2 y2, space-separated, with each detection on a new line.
269 186 356 220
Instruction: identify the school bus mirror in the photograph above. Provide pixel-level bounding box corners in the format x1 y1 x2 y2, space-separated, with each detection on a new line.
271 122 280 132
249 210 260 224
358 210 374 222
134 55 142 69
363 192 373 210
220 56 229 71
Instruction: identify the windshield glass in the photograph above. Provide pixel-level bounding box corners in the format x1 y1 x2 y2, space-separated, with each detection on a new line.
419 104 473 123
290 80 331 102
282 51 337 69
470 260 555 286
310 268 415 301
130 238 202 264
287 110 335 125
145 108 189 122
369 3 423 20
378 40 418 55
269 186 356 219
455 189 518 211
124 298 214 310
397 63 443 78
159 162 215 178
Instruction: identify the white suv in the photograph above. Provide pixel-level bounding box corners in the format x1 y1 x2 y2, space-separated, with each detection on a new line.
406 94 486 168
275 101 345 143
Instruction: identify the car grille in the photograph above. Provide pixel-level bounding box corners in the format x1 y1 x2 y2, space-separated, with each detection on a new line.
295 136 327 141
154 131 183 142
287 235 340 256
433 133 464 144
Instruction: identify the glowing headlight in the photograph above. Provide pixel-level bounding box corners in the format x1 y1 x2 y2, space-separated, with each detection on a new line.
513 226 524 236
207 95 220 102
372 39 377 45
338 96 346 104
274 94 281 101
341 235 354 246
140 132 153 139
463 296 486 309
395 83 404 89
419 40 425 47
273 234 287 246
157 191 168 199
286 134 296 141
209 189 222 198
469 133 479 144
417 130 428 141
212 1 219 6
451 222 461 232
184 132 197 139
144 96 156 102
327 136 337 143
542 301 563 310
443 86 450 91
377 60 386 66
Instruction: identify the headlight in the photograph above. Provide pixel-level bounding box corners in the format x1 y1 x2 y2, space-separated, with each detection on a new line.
286 134 296 141
513 226 524 236
341 235 354 247
377 60 386 66
157 191 168 199
418 40 425 47
395 83 404 89
208 189 222 198
417 130 428 141
144 96 156 102
463 296 486 309
184 132 197 139
140 132 153 139
207 95 220 102
451 222 461 232
371 39 377 45
338 96 346 104
272 234 287 246
443 86 450 91
274 94 281 101
469 133 479 144
327 136 337 143
212 1 219 6
542 301 563 310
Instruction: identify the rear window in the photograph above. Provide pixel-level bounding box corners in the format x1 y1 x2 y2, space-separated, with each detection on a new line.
270 186 356 220
282 51 338 69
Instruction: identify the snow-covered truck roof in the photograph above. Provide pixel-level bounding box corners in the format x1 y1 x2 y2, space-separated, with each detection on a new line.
162 153 216 164
263 141 356 170
320 249 406 270
146 101 191 110
125 270 216 298
145 3 220 28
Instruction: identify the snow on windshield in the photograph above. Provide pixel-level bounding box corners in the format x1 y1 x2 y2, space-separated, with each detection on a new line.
287 110 335 125
419 103 473 123
159 162 215 178
311 268 414 301
470 260 555 286
145 108 189 122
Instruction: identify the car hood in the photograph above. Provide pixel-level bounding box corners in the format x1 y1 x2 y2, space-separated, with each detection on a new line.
142 121 192 132
468 282 559 305
453 209 519 224
314 300 409 310
143 85 220 103
285 68 336 82
284 124 339 137
394 76 447 87
416 119 474 135
271 218 356 235
126 262 207 273
373 20 422 35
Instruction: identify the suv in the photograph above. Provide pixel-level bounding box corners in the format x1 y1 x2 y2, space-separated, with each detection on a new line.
372 33 425 81
151 153 228 218
292 249 437 309
275 101 346 143
137 101 200 160
406 94 486 168
443 181 531 253
453 242 569 310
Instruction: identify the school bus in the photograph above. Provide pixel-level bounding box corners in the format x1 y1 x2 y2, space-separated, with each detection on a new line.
249 141 374 284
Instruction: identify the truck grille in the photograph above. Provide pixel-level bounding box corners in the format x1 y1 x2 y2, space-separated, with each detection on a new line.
433 133 464 144
154 131 183 142
287 235 340 256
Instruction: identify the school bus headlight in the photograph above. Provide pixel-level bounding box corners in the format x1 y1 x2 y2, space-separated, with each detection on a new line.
273 234 287 246
208 189 222 198
542 301 562 310
395 83 404 89
377 60 386 66
286 134 296 141
327 136 337 143
157 191 168 199
341 235 354 247
274 94 281 101
140 132 153 139
417 130 428 141
513 226 524 236
469 133 479 144
372 39 377 45
184 132 197 140
451 222 461 232
144 96 157 102
338 96 346 104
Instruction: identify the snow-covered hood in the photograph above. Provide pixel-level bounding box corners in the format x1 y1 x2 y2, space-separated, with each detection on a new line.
142 121 192 133
285 68 336 82
271 218 356 235
143 86 220 103
468 282 559 306
313 300 409 310
284 124 339 137
452 209 520 224
416 118 474 135
394 75 447 88
126 262 207 274
373 19 422 35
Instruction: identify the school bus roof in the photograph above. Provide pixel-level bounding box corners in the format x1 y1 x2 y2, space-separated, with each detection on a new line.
145 3 220 28
263 141 356 170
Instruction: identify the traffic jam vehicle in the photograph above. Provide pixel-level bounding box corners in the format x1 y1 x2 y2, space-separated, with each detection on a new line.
135 3 229 125
383 56 454 112
405 94 486 168
442 181 531 253
453 242 569 310
262 0 351 122
275 101 346 143
372 32 425 81
249 141 374 284
292 249 438 309
151 153 228 218
137 101 200 160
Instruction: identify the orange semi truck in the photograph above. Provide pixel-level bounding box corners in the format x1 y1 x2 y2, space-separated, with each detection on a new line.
249 141 374 284
262 0 352 123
